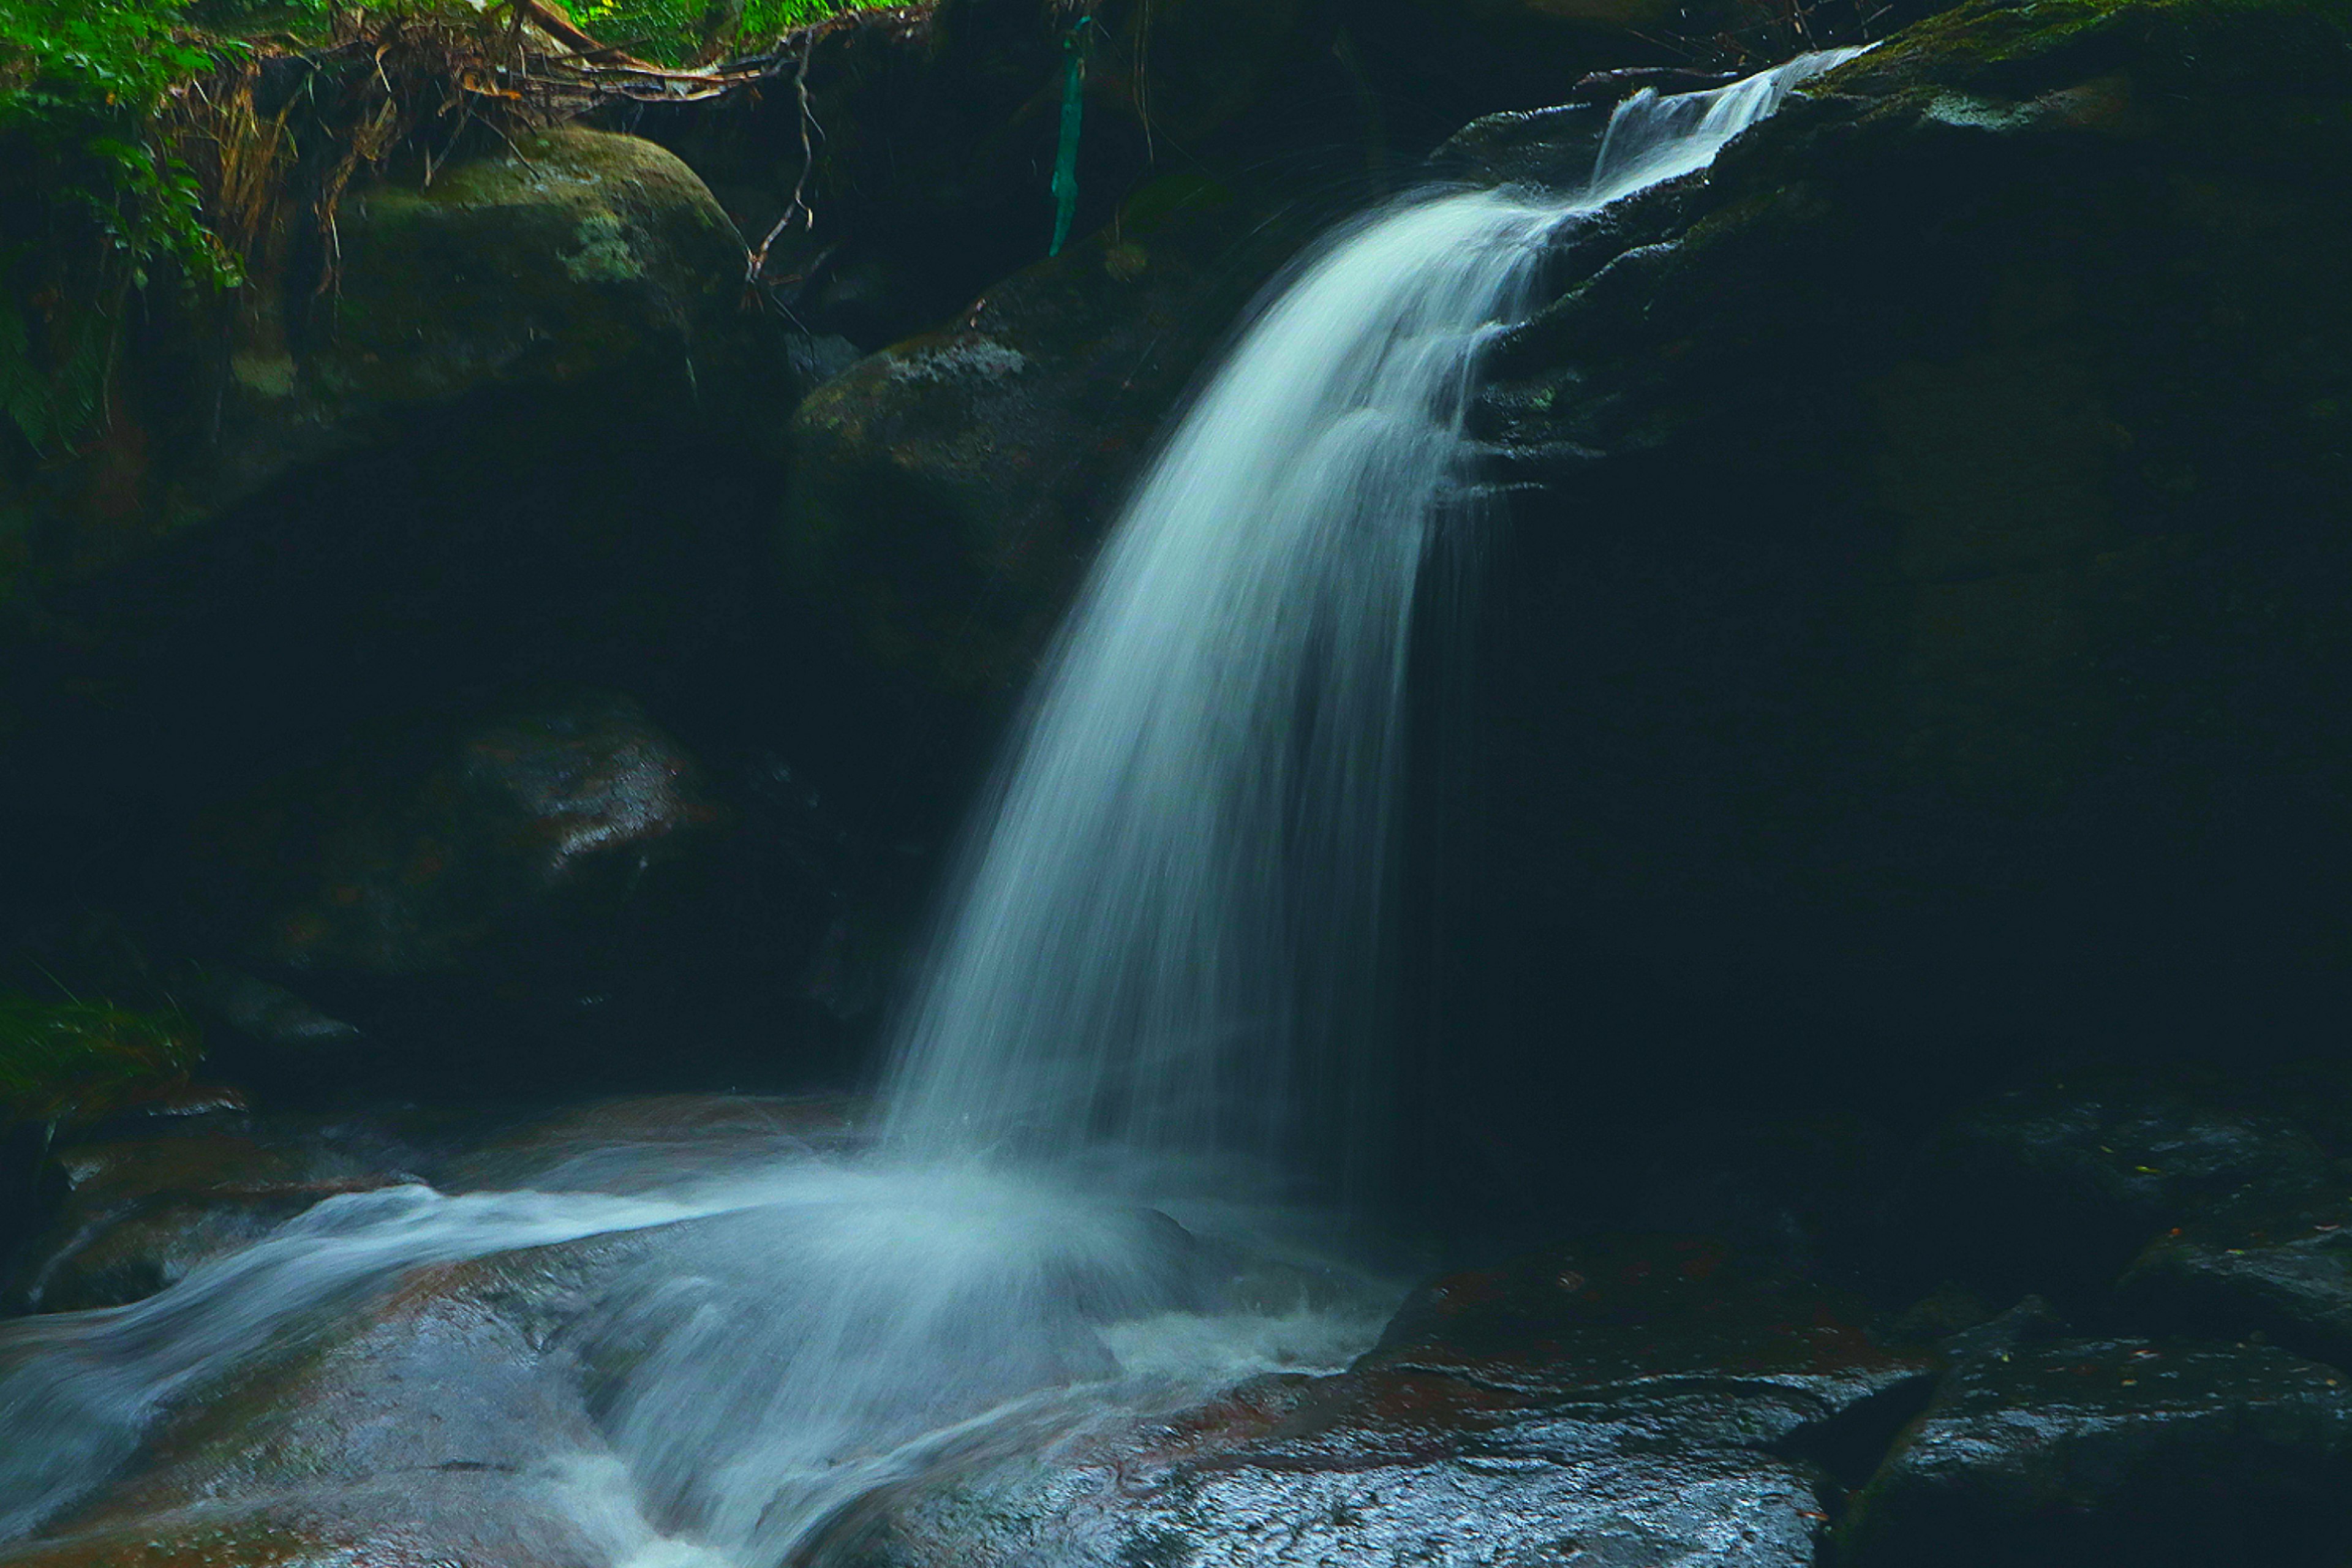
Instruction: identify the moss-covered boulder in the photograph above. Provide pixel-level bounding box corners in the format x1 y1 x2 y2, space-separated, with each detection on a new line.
0 125 821 959
1424 0 2352 1193
2 126 750 605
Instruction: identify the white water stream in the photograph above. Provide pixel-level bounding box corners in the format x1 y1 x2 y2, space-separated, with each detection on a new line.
0 53 1852 1567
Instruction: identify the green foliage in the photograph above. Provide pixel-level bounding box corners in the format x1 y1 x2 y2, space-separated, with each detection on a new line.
0 989 203 1130
571 0 894 64
0 0 243 453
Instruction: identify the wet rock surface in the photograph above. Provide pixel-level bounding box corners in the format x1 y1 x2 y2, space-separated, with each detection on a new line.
6 1085 2352 1568
843 1237 1934 1568
2 1127 411 1316
1840 1316 2352 1566
0 1229 666 1568
0 1095 852 1319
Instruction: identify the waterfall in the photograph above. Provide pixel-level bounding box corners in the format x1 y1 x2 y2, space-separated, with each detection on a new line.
878 47 1862 1185
878 190 1562 1183
0 52 1856 1567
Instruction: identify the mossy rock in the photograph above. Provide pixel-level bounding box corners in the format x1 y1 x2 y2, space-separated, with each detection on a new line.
314 126 742 413
2 127 752 611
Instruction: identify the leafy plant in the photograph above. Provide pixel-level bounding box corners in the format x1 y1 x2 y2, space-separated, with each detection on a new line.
0 0 243 453
570 0 895 64
0 989 203 1132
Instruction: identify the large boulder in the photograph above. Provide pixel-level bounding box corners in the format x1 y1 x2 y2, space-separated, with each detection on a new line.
1421 0 2352 1196
2 126 753 603
140 687 887 1095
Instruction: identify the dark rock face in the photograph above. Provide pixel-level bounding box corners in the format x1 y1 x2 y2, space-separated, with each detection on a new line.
1351 0 1746 133
1426 0 2352 1194
134 687 813 1091
1871 1061 2352 1378
1891 1067 2340 1305
184 688 726 982
774 173 1338 816
638 0 1373 352
843 1237 1934 1568
1840 1327 2352 1566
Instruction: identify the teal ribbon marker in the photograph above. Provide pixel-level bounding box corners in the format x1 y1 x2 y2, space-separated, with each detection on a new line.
1050 19 1096 257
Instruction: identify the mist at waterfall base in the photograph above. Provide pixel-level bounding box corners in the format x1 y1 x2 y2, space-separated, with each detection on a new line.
0 55 1856 1567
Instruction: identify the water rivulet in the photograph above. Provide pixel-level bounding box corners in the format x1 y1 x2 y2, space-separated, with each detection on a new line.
0 54 1854 1568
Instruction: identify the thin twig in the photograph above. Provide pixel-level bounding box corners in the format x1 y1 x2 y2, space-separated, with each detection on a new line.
744 28 820 288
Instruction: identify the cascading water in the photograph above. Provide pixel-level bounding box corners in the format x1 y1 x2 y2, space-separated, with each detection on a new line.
879 191 1562 1185
0 53 1854 1568
881 44 1856 1187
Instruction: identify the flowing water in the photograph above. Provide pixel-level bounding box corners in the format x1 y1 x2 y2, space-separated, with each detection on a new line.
0 53 1855 1567
880 47 1858 1188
